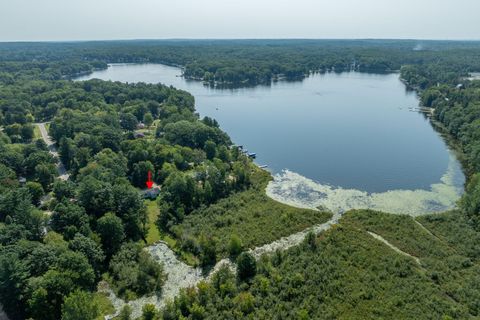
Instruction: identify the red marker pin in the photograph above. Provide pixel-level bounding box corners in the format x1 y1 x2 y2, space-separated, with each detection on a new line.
146 170 153 189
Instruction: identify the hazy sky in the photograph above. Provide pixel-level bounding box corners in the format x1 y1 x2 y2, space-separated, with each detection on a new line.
1 0 479 41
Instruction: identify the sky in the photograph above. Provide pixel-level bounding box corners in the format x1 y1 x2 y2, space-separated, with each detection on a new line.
0 0 479 41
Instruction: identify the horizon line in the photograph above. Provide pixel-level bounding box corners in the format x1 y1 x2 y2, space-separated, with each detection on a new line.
2 37 480 44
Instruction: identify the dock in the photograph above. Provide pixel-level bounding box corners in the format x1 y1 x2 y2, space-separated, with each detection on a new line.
408 107 435 116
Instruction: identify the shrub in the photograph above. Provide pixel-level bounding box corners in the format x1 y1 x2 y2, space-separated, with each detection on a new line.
237 252 256 281
227 234 243 257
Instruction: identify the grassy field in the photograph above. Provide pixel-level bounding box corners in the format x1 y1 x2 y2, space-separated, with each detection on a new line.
145 200 161 245
94 292 115 319
145 200 176 247
33 125 42 140
172 169 332 257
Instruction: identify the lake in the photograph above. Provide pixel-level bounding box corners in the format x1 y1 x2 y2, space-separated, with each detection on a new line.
76 64 465 215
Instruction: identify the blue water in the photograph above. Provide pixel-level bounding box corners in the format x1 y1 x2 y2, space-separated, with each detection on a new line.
76 64 464 194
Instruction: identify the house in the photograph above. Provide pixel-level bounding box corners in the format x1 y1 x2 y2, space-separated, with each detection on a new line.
143 186 161 199
456 84 465 90
137 122 146 129
18 177 27 185
134 132 145 139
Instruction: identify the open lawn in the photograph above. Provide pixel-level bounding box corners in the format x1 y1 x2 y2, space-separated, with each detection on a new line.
94 292 115 319
33 125 42 140
145 200 176 248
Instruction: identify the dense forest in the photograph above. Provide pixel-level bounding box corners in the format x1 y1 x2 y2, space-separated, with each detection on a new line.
0 59 259 319
1 40 480 319
2 40 480 85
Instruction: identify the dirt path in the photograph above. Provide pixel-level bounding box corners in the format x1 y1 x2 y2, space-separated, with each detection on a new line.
35 122 70 180
367 231 421 265
414 220 436 238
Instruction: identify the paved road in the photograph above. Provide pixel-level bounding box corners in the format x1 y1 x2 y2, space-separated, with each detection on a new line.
36 123 70 180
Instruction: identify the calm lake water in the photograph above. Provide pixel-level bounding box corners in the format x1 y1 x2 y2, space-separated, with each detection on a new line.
76 64 465 214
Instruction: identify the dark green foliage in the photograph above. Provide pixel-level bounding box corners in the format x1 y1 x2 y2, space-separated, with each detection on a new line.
109 242 165 299
59 137 76 170
23 247 96 320
0 223 27 245
143 113 154 127
0 43 256 319
0 188 45 240
25 181 44 206
52 179 76 201
461 174 480 227
96 212 125 259
118 305 133 320
4 123 34 143
141 304 158 320
199 236 217 267
0 163 18 192
77 176 114 217
35 163 57 191
51 201 91 240
68 234 105 277
163 120 230 149
55 250 96 289
304 231 317 250
120 112 139 131
61 290 100 320
163 211 480 319
236 252 256 281
112 183 148 240
204 140 216 160
0 251 29 319
132 160 154 188
227 234 243 257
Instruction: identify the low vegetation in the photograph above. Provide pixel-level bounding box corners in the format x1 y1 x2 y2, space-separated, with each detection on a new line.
172 169 332 262
163 210 480 319
108 242 165 300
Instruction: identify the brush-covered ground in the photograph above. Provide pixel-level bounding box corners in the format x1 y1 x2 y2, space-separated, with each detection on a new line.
162 210 480 319
154 169 332 264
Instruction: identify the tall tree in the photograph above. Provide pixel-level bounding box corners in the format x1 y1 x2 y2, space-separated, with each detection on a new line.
96 212 125 258
61 290 99 320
